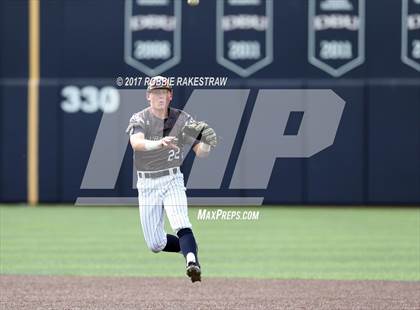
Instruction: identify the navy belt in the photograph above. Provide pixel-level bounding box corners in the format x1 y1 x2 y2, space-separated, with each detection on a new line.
137 167 179 179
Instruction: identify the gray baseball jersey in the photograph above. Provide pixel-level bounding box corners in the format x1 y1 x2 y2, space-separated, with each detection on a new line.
127 107 198 171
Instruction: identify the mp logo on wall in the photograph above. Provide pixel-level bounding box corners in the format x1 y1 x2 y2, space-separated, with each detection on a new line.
402 0 420 71
308 0 365 77
216 0 274 77
124 0 181 75
78 90 345 206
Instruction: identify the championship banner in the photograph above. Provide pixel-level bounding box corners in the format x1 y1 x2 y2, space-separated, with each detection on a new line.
124 0 181 75
216 0 273 77
308 0 365 77
402 0 420 72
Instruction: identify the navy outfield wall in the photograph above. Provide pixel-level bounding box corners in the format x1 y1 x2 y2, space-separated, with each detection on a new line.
0 0 419 204
0 0 29 202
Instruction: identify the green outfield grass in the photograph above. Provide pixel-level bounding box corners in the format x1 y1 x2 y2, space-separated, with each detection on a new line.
0 205 419 281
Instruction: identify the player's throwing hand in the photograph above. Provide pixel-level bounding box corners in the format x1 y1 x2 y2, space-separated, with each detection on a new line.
160 136 179 149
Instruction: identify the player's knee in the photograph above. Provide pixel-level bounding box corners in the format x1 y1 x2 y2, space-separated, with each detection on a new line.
177 227 192 237
149 246 161 253
147 243 163 253
146 240 166 253
174 223 192 234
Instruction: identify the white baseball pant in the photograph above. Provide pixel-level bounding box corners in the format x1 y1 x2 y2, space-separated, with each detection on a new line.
137 169 192 253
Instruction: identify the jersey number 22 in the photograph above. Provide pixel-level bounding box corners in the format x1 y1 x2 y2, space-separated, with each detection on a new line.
168 149 180 161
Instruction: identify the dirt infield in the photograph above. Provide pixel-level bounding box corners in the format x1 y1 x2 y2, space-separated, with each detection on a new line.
0 275 419 310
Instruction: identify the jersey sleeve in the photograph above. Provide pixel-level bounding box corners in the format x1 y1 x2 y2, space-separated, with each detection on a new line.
126 112 145 136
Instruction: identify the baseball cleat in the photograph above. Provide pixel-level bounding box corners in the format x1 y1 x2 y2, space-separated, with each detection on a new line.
186 262 201 283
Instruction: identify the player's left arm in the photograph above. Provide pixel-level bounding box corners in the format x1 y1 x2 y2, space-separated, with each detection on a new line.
193 142 211 158
192 124 217 157
181 113 217 157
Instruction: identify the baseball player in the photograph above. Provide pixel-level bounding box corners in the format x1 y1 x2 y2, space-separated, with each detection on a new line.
126 76 217 283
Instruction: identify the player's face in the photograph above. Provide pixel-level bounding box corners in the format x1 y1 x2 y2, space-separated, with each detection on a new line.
147 89 173 111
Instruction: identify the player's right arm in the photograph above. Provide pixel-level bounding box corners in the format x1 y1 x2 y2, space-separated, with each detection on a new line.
130 133 178 151
127 112 178 151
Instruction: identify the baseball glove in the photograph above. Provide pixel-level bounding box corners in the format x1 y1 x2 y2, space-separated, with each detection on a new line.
182 120 217 147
